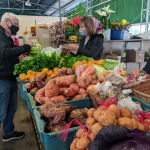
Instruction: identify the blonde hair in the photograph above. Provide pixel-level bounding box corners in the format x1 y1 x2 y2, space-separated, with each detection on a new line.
79 15 96 36
1 12 19 22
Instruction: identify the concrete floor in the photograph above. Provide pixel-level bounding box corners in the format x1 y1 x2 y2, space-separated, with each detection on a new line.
0 86 40 150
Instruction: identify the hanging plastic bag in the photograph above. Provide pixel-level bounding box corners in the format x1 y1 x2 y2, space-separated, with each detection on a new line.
41 45 62 54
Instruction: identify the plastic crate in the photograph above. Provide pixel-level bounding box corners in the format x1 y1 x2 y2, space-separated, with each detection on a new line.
33 98 93 150
20 82 28 101
131 96 150 112
27 92 92 113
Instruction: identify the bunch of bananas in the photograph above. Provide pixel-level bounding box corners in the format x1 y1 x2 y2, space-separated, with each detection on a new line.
23 30 30 35
69 36 78 42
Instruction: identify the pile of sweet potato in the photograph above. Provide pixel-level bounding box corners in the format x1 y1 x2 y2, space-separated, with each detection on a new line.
34 65 97 104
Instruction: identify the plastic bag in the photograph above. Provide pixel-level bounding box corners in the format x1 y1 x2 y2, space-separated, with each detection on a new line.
41 45 62 54
113 62 127 77
117 96 143 115
93 64 106 77
89 125 150 150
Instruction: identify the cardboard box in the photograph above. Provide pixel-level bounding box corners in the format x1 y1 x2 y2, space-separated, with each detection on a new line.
125 49 145 62
125 62 139 74
139 62 147 69
36 28 50 49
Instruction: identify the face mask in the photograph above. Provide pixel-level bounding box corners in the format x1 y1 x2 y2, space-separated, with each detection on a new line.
79 29 87 36
8 20 19 35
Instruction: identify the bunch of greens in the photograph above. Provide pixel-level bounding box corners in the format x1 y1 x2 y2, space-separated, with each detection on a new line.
13 52 61 75
59 53 91 68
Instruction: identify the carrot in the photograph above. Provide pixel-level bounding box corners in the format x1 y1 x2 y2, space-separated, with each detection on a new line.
56 75 76 87
81 66 96 78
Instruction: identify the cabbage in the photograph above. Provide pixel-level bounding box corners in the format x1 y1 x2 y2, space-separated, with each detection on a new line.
93 64 105 76
30 40 41 55
89 125 150 150
103 59 120 70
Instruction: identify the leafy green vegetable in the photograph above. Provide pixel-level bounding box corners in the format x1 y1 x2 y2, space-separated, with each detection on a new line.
103 59 120 70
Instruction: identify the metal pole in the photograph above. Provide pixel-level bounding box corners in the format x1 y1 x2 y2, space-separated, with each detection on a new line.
58 0 62 21
146 0 150 32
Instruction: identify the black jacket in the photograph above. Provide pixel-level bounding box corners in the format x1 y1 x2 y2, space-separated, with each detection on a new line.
0 26 31 80
143 59 150 73
76 33 104 60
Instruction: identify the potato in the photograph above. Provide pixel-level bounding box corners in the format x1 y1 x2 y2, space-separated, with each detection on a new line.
108 104 120 119
75 137 90 150
87 108 96 117
136 121 145 131
120 107 132 119
131 118 138 129
88 132 95 141
91 122 103 137
86 117 96 130
98 110 116 126
118 117 133 128
93 106 107 121
76 128 86 138
70 138 79 150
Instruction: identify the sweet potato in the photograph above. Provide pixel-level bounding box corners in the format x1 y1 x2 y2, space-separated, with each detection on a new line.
24 83 33 90
49 95 67 102
58 68 68 76
30 86 39 93
78 88 87 95
35 73 47 81
67 68 75 75
76 76 93 89
58 87 68 95
56 75 76 87
65 84 79 97
39 97 50 104
34 88 45 104
45 79 59 98
72 93 88 100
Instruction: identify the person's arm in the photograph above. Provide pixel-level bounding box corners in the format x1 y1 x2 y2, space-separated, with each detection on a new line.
143 58 150 74
77 36 103 59
0 37 31 59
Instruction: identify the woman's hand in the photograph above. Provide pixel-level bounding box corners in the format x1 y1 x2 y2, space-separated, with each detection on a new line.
130 69 146 75
68 44 79 51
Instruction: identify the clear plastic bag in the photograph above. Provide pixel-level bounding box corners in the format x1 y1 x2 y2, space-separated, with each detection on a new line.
117 96 143 115
41 45 62 54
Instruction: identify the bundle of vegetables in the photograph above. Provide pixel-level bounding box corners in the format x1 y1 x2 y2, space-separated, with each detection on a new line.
38 101 88 133
70 101 150 150
14 52 61 75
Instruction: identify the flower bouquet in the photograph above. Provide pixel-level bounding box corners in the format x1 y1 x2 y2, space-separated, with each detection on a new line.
110 19 132 40
49 21 66 47
62 16 81 42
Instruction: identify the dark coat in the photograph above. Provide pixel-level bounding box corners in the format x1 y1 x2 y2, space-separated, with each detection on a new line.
143 59 150 73
76 33 104 60
0 25 30 80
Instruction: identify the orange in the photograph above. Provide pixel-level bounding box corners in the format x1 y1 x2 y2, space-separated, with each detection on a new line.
47 70 53 76
26 70 32 75
54 71 58 76
53 67 59 72
81 60 87 64
50 73 56 77
42 68 49 73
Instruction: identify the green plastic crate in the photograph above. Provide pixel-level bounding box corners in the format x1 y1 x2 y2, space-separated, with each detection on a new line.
33 98 93 150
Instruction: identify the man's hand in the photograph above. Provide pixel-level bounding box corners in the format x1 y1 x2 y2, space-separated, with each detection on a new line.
68 44 79 51
27 40 35 46
130 69 146 75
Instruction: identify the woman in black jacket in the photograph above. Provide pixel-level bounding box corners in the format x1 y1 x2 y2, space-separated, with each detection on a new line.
63 15 104 60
